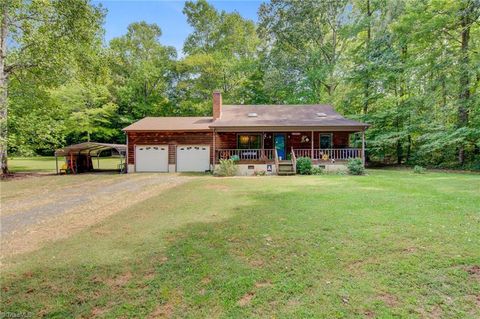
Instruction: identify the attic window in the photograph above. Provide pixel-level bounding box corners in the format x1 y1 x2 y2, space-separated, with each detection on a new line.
248 112 258 117
316 112 327 117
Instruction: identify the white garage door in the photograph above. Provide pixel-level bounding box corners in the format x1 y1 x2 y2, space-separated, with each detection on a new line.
135 145 168 172
177 145 210 172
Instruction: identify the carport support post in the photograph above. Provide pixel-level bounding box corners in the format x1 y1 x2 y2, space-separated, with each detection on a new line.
55 154 58 175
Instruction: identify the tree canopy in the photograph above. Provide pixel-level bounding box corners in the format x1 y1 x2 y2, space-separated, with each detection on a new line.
1 0 479 171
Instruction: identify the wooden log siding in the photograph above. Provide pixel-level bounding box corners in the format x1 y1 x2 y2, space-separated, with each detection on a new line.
127 131 214 165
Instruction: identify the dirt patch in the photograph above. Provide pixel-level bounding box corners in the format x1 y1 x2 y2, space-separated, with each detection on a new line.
238 292 255 307
466 265 480 282
107 272 132 287
377 293 399 307
0 172 51 180
249 259 265 268
403 247 417 253
201 277 211 285
1 174 190 260
91 307 107 317
364 310 375 318
254 281 272 288
149 303 174 318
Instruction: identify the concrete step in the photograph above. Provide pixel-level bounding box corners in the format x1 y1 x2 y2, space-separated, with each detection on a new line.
278 171 296 176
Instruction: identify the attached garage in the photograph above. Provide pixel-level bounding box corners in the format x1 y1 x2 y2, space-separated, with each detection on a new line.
135 145 168 172
176 145 210 172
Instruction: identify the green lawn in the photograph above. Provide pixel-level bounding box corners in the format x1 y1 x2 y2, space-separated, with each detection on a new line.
8 156 123 173
1 171 479 318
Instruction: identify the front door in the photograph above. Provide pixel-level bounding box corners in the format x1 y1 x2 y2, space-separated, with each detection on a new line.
274 134 286 160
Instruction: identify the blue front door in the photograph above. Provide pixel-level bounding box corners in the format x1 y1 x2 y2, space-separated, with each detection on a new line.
274 134 286 159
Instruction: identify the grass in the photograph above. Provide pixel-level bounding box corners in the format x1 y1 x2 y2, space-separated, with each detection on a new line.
8 156 124 173
1 170 480 318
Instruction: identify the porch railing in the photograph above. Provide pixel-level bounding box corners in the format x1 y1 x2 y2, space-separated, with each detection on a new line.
293 148 361 161
216 149 275 161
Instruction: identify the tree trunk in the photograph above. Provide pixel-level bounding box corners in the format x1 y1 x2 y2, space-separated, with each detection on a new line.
363 0 372 115
457 2 472 166
0 6 9 175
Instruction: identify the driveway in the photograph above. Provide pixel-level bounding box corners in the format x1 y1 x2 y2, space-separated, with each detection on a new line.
1 173 190 258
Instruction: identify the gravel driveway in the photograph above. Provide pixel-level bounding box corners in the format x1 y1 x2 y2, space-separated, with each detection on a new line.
1 173 190 257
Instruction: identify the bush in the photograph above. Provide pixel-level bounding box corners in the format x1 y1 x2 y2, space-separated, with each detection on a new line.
296 157 312 175
347 158 365 175
254 170 267 176
413 165 426 174
214 159 238 177
310 166 324 175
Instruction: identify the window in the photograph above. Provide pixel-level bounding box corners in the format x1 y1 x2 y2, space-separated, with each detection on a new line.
237 134 261 149
319 134 333 149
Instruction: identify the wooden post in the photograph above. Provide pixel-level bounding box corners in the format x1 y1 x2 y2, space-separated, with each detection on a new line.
362 129 366 166
55 154 58 175
311 131 314 159
212 129 216 167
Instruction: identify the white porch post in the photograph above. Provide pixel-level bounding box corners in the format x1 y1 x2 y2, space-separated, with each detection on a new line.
311 131 314 159
362 129 366 166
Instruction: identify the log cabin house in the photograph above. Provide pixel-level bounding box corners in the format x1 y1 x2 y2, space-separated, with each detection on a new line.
123 91 369 175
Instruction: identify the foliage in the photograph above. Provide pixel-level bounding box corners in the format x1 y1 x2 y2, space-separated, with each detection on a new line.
254 170 267 176
347 158 365 175
413 165 426 174
296 157 313 175
213 158 238 176
3 0 480 171
310 166 325 175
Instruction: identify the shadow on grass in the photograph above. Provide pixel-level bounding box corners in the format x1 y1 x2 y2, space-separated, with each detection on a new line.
1 179 479 318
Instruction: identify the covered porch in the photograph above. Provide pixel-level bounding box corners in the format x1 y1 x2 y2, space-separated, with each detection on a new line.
214 130 366 165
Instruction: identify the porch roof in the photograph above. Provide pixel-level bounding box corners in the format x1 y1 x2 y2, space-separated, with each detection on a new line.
210 105 369 131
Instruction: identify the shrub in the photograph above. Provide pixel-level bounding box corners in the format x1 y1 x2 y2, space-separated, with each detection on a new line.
296 157 312 175
347 158 365 175
214 159 238 177
310 166 324 175
413 165 426 174
254 170 267 176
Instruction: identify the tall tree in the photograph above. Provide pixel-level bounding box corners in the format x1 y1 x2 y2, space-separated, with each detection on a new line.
178 0 259 107
0 0 104 174
109 22 176 121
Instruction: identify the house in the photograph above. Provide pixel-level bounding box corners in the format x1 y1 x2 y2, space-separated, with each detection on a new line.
122 91 369 175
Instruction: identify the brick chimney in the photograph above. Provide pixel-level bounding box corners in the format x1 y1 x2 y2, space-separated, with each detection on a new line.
212 90 222 120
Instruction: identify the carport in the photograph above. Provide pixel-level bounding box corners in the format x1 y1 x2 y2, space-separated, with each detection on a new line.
54 142 127 174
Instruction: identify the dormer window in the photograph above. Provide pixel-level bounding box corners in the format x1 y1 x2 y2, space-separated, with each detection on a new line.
316 112 327 117
248 112 258 117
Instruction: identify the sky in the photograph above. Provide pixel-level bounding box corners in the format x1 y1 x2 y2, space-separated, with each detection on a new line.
92 0 263 54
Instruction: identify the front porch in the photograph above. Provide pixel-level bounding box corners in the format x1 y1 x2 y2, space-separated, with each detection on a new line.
213 131 365 174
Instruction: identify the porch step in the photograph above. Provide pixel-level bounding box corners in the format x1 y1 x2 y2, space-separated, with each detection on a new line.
277 160 295 175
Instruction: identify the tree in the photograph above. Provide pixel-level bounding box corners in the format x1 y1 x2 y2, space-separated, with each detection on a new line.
178 0 259 106
0 0 104 174
258 0 349 103
108 22 176 121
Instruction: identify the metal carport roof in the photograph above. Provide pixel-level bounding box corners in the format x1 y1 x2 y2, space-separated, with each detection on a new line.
54 142 126 156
